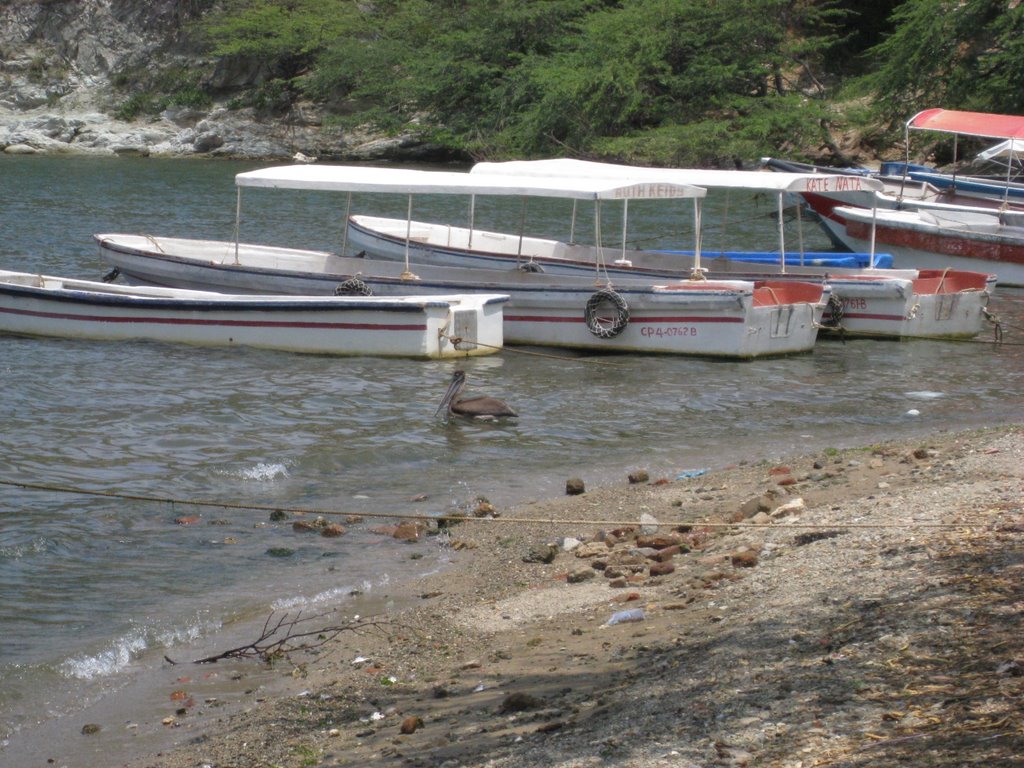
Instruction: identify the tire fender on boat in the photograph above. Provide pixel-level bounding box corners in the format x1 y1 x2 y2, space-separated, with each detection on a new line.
335 277 373 296
821 294 844 328
584 289 630 338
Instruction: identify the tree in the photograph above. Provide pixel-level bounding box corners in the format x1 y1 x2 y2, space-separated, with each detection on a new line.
863 0 1024 121
200 0 370 87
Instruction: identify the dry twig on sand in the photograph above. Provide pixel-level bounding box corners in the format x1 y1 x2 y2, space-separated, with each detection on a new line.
190 611 390 665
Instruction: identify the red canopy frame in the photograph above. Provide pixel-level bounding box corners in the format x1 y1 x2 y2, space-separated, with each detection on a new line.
902 109 1024 200
908 109 1024 140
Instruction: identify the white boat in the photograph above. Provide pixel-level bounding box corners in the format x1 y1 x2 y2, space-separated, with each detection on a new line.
436 158 995 340
0 269 507 359
347 213 994 341
762 156 1024 212
95 165 831 358
95 235 830 359
779 109 1024 286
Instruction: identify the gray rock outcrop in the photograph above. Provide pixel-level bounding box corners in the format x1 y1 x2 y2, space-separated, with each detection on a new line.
0 0 437 161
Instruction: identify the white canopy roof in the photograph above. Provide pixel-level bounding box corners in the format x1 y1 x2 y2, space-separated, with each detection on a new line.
976 138 1024 162
235 164 706 201
470 158 884 194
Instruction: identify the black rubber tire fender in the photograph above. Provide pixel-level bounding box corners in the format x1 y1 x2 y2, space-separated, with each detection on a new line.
584 289 630 338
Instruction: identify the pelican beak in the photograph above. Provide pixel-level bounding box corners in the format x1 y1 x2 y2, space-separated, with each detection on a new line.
435 377 460 420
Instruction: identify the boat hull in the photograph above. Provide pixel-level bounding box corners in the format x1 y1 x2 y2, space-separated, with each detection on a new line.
829 207 1024 289
95 235 827 358
0 269 507 359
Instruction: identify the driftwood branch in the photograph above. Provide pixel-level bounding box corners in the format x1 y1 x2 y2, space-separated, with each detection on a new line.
189 611 390 665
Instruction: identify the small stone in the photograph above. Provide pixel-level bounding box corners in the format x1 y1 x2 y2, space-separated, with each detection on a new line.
523 543 559 563
628 470 649 484
80 724 101 735
320 523 346 537
565 478 586 495
769 498 806 518
649 562 676 576
636 534 681 549
567 567 596 583
399 716 423 734
650 545 682 562
574 542 611 558
393 522 425 541
473 498 496 517
639 513 660 535
731 550 759 568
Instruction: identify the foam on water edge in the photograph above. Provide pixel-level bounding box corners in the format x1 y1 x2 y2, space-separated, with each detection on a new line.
238 462 290 481
59 614 222 681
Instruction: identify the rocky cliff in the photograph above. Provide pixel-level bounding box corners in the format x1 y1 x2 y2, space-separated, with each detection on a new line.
0 0 431 160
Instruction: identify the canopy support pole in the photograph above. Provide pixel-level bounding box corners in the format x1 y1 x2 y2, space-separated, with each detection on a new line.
692 197 704 278
869 195 878 269
468 195 476 249
340 192 352 256
1004 149 1015 208
233 188 242 265
594 200 608 283
776 191 787 273
403 194 413 274
900 121 912 202
616 200 630 265
951 134 959 191
796 197 806 266
517 197 527 264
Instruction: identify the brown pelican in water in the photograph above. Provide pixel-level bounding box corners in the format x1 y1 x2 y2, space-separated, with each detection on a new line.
435 370 518 422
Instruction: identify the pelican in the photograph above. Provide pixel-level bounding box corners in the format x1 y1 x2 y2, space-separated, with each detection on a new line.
435 370 517 422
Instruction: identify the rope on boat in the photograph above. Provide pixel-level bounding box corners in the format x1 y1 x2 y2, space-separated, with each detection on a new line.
983 308 1004 343
0 478 1000 530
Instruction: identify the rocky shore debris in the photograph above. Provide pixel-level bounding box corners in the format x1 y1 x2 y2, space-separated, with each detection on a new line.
113 428 1022 768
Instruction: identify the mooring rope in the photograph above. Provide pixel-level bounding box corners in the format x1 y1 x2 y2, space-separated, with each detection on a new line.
0 478 1001 530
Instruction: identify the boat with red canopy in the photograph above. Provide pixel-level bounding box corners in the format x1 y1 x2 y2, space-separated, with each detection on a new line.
791 109 1024 286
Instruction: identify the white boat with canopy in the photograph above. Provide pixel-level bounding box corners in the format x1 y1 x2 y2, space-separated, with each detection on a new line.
0 268 507 359
361 158 990 340
96 164 830 358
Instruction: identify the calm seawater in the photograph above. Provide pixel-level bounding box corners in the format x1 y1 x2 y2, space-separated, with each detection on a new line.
1 155 1022 762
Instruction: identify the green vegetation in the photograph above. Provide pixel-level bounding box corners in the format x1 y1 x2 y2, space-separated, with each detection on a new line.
112 65 212 121
118 0 1024 163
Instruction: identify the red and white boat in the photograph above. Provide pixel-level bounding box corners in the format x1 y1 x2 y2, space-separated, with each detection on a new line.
788 109 1024 286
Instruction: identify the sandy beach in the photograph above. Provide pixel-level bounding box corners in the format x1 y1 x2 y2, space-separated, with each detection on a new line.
67 424 1023 767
